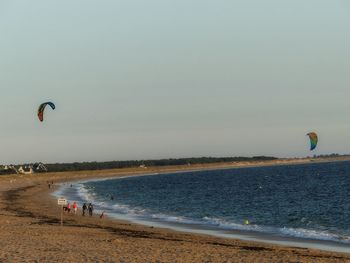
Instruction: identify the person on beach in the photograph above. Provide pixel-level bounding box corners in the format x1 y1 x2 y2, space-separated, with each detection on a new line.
82 203 87 216
73 202 78 214
66 202 71 213
88 203 93 216
100 211 106 219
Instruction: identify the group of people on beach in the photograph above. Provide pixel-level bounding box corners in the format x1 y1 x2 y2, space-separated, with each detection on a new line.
63 202 107 219
82 203 94 216
47 181 54 189
63 201 78 214
59 184 111 218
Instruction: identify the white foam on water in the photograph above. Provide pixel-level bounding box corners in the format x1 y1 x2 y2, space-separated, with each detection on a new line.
279 227 350 243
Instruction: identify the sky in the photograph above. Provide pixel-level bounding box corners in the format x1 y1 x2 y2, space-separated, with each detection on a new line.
1 0 350 164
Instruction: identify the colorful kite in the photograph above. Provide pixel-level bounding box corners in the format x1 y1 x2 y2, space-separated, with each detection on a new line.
307 132 318 151
38 102 55 122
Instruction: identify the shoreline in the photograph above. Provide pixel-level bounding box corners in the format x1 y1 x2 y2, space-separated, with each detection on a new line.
52 165 350 254
1 158 350 262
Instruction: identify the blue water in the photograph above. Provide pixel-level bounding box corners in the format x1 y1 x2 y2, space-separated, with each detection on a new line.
56 161 350 247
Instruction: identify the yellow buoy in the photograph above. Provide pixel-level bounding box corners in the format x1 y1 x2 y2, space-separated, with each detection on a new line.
244 219 250 225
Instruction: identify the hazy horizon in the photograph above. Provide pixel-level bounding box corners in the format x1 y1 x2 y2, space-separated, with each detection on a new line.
1 1 350 164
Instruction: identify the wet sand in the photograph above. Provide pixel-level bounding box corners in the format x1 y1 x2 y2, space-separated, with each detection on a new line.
1 159 350 262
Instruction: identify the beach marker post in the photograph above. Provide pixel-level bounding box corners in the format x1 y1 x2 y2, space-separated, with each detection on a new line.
57 198 67 226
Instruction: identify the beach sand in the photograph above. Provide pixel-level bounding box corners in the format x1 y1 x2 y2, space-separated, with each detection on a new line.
1 159 350 262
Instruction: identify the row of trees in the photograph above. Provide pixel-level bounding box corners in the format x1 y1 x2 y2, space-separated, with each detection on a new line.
44 156 278 173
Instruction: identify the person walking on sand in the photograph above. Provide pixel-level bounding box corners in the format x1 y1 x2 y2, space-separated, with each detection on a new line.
73 202 78 214
82 203 87 216
88 203 93 216
66 202 71 213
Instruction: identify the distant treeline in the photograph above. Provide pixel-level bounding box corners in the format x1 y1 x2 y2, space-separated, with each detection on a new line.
44 156 278 173
313 153 343 158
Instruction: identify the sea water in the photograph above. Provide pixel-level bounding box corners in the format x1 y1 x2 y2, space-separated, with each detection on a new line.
54 161 350 252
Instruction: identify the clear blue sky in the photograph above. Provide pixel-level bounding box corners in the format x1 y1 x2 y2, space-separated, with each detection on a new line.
1 0 350 164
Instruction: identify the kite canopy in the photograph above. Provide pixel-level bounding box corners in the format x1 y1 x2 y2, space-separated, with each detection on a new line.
38 102 55 122
307 132 318 151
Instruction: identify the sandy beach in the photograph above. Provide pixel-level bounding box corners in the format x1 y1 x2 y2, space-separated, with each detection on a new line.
1 159 350 262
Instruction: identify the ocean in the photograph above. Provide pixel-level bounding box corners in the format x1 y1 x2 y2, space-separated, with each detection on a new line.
54 161 350 252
